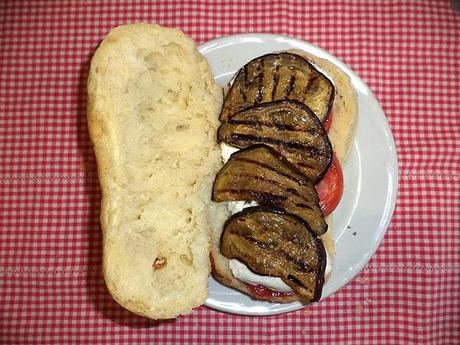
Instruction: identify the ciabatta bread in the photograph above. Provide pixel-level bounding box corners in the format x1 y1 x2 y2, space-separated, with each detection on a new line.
87 23 229 319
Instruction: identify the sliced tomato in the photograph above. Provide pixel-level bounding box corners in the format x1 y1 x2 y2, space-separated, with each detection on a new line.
322 110 332 132
245 283 294 299
315 110 343 216
316 154 343 216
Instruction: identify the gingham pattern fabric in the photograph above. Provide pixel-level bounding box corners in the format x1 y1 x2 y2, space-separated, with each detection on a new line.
1 1 459 344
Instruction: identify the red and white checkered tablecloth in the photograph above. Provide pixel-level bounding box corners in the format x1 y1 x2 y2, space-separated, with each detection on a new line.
1 1 459 344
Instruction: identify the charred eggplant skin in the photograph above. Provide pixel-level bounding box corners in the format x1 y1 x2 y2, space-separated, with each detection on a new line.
220 206 326 302
212 144 327 235
217 99 333 182
220 52 335 123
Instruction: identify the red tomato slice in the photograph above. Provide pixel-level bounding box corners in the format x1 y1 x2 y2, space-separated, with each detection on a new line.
245 283 294 299
316 154 343 216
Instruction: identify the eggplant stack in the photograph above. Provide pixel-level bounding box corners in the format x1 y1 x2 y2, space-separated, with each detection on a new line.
212 52 336 303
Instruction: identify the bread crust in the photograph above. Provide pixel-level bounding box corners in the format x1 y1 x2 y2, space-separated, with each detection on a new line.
210 49 358 303
88 24 225 319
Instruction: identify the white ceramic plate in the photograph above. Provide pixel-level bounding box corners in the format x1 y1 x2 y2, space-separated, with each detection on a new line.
199 34 398 316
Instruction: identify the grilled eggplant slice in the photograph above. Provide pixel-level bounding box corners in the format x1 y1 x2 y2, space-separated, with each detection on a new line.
220 52 334 122
218 99 332 182
212 145 327 235
220 206 326 302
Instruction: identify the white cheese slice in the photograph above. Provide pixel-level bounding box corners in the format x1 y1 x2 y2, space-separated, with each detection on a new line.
229 259 292 292
220 142 239 164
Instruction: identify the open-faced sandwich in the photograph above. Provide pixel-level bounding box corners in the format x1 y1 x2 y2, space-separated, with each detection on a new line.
88 24 357 319
210 51 357 303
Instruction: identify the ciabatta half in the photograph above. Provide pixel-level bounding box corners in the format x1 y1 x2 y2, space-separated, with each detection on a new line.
87 24 229 319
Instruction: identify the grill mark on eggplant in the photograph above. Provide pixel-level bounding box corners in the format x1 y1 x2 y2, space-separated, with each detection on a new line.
232 157 305 186
271 64 280 100
232 174 300 196
282 252 314 274
237 235 314 274
242 65 248 102
226 119 315 133
240 234 270 249
286 74 296 97
231 133 324 160
240 87 247 103
287 274 305 288
230 133 322 155
256 59 264 104
243 64 248 84
218 188 288 204
230 174 315 205
304 74 319 97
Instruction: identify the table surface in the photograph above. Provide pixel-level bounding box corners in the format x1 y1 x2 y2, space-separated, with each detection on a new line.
1 1 459 345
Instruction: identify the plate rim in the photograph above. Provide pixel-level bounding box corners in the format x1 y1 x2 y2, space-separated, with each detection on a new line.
199 33 399 316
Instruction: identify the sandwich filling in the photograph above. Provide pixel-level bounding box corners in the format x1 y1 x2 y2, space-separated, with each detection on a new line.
211 51 355 302
221 143 333 293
